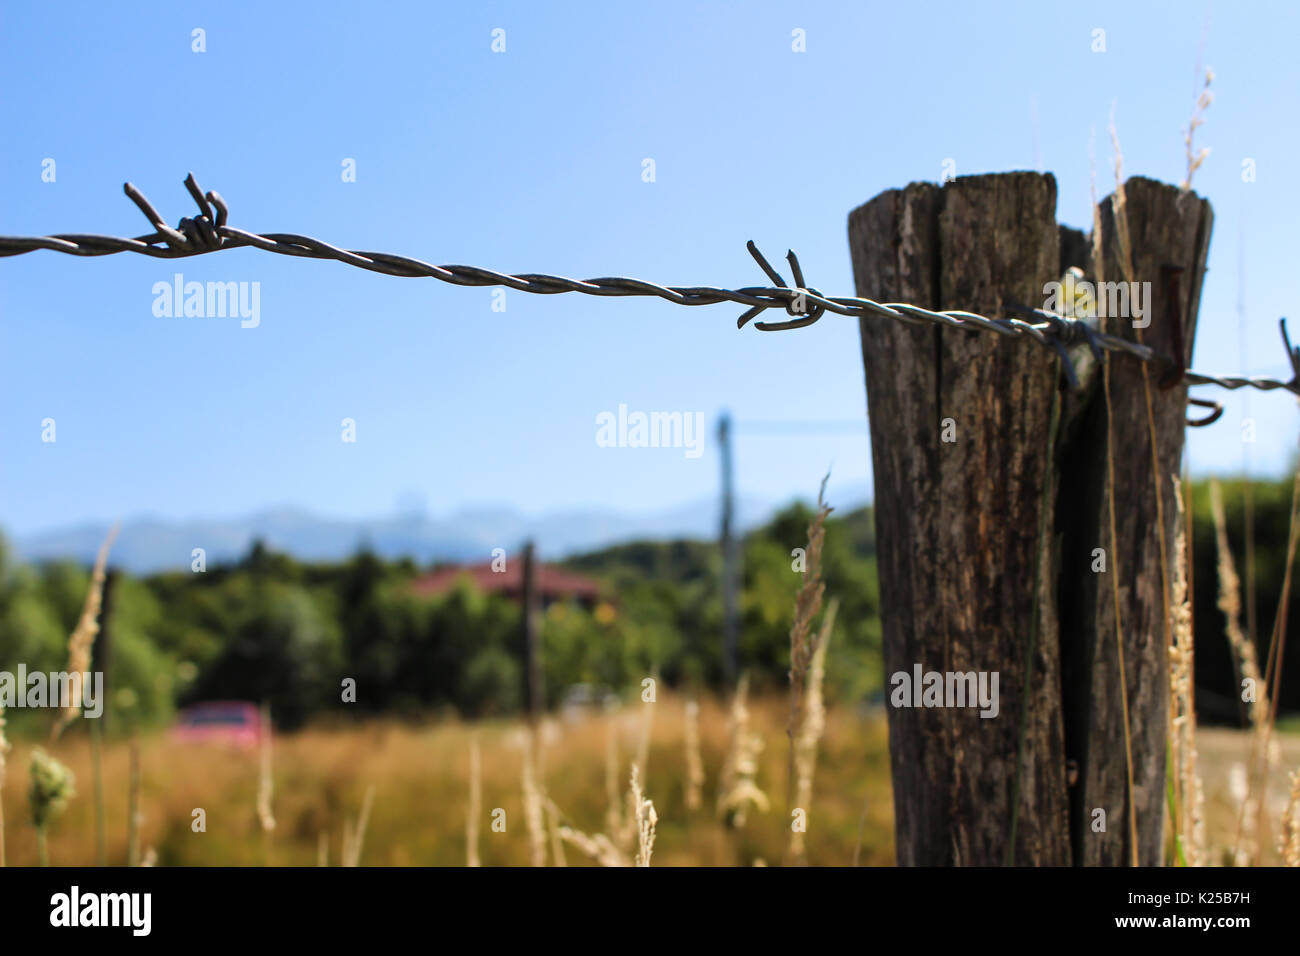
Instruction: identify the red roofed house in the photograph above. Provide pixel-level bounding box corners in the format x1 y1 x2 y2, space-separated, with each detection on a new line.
410 561 602 609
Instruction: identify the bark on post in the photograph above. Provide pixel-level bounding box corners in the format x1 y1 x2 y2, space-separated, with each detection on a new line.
849 173 1069 865
847 173 1210 866
1062 179 1213 865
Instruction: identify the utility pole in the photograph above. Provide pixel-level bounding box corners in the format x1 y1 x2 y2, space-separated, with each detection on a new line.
521 540 543 722
718 413 739 684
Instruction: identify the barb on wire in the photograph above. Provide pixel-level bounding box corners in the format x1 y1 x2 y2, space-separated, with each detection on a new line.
1 173 1297 400
735 241 825 331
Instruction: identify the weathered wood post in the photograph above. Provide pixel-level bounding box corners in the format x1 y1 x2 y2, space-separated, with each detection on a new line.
847 172 1211 865
1067 179 1212 866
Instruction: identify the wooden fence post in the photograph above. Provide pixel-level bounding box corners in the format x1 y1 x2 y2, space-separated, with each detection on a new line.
1067 179 1213 865
847 172 1211 866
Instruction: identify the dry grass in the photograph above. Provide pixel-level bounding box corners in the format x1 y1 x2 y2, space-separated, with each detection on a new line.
1182 68 1214 190
0 694 894 866
126 738 141 867
1169 477 1206 864
517 725 547 867
683 700 704 811
341 784 375 866
789 598 836 864
716 676 770 830
1210 477 1276 864
256 702 275 866
1195 729 1300 865
630 764 656 866
51 524 117 742
784 478 833 864
557 818 626 867
1210 480 1268 729
1280 769 1300 866
27 747 75 865
466 732 481 866
12 476 1292 867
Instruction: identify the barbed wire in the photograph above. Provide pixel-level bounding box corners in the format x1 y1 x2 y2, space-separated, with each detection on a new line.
1 173 1297 400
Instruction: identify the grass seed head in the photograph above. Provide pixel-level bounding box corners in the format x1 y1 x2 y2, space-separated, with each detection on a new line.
28 748 76 830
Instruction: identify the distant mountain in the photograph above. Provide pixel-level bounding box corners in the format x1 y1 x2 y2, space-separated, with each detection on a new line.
9 487 870 573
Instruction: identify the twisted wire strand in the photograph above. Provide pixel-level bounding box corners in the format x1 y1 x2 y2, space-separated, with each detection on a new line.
1 173 1296 399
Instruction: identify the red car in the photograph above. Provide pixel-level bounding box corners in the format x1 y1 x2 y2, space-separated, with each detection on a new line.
171 701 264 750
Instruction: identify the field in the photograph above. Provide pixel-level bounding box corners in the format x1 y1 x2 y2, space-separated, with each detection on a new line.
5 693 1295 866
1 694 897 867
1190 728 1300 867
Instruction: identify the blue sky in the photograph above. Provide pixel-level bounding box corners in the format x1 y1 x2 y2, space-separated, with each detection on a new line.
2 0 1297 538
